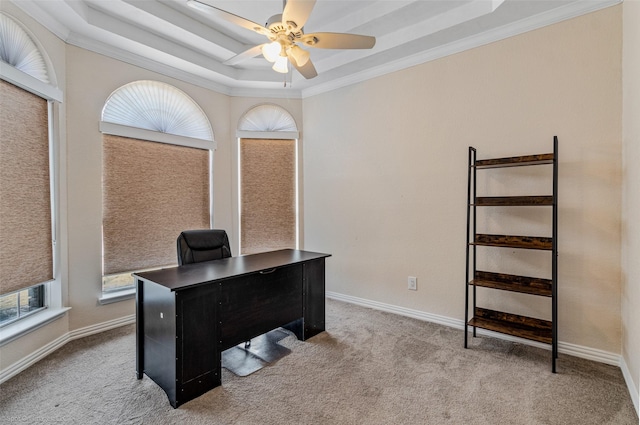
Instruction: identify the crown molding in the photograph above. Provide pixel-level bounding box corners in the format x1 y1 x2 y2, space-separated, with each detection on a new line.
8 0 71 41
227 85 302 99
68 32 238 96
65 31 304 98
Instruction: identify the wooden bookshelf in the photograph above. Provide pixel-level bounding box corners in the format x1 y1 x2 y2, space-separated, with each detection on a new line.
465 136 558 372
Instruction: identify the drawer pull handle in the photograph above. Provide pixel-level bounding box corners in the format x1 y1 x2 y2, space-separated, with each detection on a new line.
259 268 277 274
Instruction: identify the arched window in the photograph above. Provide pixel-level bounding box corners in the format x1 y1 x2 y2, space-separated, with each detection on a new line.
102 80 213 141
0 13 49 83
0 13 63 328
100 81 214 293
237 104 299 255
238 104 298 133
0 12 61 101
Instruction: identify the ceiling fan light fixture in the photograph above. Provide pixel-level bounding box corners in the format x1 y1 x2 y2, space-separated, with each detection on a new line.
272 55 289 73
288 45 310 67
261 41 281 63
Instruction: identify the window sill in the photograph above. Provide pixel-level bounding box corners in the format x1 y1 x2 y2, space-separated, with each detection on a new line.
0 307 71 347
98 288 136 305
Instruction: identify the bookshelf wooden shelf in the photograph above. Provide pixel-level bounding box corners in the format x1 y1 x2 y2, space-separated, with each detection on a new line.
470 271 552 297
474 196 553 206
469 308 553 344
474 153 554 169
471 234 553 250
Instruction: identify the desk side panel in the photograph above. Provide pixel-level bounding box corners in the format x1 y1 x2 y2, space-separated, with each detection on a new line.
142 281 177 405
303 258 326 339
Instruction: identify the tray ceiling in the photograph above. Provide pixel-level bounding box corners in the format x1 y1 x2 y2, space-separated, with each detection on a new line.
6 0 619 97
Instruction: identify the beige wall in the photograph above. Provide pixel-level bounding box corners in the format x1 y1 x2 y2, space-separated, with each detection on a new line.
622 0 640 410
303 6 623 353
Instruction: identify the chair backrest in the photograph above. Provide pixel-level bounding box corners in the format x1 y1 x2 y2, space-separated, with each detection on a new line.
177 229 231 265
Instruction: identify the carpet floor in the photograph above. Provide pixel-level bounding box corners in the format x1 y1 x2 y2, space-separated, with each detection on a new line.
0 299 637 424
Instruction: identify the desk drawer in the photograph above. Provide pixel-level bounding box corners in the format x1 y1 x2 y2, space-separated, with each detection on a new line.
219 264 302 349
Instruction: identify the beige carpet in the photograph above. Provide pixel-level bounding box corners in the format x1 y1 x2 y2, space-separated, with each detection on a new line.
1 299 637 424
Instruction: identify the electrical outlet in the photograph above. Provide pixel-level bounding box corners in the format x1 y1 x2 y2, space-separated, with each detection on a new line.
408 276 417 291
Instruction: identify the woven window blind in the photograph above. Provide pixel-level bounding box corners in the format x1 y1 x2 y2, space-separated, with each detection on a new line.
102 135 209 275
240 138 296 255
0 79 53 294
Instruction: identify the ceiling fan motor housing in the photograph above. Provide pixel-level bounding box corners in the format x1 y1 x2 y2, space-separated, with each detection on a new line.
266 14 303 42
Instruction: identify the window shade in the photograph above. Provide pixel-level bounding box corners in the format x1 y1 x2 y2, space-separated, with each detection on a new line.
0 14 50 83
240 138 296 255
102 135 209 275
0 79 53 294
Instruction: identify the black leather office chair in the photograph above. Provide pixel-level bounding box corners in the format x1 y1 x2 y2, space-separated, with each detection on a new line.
176 229 231 266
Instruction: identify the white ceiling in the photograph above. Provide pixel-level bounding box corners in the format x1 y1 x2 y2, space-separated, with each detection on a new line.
8 0 619 98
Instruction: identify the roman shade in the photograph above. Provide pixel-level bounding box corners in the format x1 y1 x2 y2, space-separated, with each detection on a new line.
0 79 53 294
102 135 209 275
240 138 296 255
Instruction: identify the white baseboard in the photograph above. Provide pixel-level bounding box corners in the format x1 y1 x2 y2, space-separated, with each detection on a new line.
67 314 135 341
326 291 622 366
620 355 640 416
326 291 462 329
0 314 135 384
0 332 69 384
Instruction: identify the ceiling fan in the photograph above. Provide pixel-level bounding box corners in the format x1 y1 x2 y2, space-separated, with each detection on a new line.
186 0 376 79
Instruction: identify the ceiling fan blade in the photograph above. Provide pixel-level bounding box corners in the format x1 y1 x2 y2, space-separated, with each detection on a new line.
301 33 376 49
186 0 270 36
282 0 316 29
223 44 266 66
289 54 318 79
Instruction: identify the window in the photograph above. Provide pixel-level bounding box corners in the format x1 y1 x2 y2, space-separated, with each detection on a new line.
0 13 62 327
0 80 51 325
237 104 299 255
0 285 45 326
0 13 50 83
100 81 214 292
240 138 297 254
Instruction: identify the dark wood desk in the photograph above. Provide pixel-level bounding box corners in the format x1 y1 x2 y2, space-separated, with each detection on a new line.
134 249 330 408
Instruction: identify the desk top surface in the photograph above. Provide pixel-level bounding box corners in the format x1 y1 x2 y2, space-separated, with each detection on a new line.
133 249 330 291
